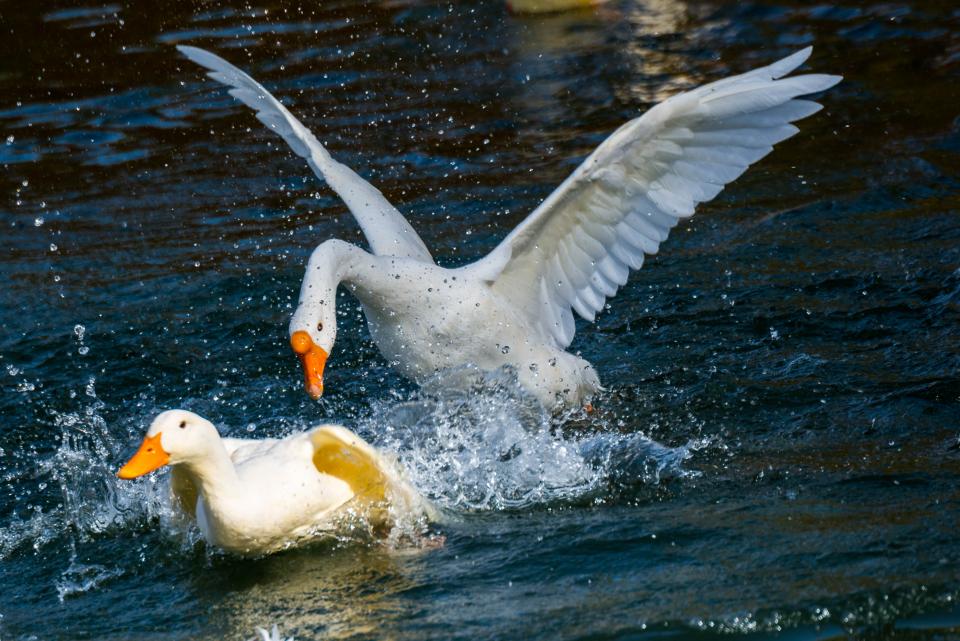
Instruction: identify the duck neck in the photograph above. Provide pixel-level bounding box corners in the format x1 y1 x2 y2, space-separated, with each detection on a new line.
179 441 242 505
298 239 376 310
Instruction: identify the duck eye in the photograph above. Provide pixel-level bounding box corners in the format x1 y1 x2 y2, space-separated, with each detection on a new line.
179 421 187 429
316 322 324 332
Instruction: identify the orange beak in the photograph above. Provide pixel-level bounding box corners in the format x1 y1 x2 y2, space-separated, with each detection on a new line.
117 433 170 479
291 330 328 400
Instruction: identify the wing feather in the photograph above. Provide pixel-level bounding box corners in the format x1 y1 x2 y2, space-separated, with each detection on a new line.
480 47 840 347
177 45 433 263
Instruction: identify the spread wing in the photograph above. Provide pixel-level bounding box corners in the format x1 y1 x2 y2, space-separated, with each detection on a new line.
482 47 841 347
177 45 434 263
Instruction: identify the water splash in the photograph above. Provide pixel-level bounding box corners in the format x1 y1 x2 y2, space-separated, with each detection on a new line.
0 378 177 562
55 553 124 602
365 367 707 513
0 367 709 578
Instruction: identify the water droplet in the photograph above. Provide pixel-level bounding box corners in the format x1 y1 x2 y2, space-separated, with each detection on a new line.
34 217 44 227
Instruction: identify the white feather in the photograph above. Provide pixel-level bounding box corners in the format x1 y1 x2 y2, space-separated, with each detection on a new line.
481 48 841 348
177 45 433 263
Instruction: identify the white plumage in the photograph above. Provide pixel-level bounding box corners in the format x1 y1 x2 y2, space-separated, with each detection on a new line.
117 410 433 555
177 47 432 264
481 47 839 348
178 45 840 409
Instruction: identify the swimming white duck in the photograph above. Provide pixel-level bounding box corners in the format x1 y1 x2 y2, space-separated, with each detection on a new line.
117 410 433 555
178 46 840 410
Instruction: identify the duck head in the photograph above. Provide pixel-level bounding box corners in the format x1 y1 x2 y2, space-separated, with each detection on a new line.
117 410 220 479
288 299 337 400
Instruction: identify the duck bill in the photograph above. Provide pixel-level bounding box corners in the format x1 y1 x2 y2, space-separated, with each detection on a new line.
117 433 170 479
290 331 327 400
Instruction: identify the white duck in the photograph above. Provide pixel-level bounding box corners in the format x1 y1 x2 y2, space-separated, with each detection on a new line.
117 410 433 555
178 46 840 410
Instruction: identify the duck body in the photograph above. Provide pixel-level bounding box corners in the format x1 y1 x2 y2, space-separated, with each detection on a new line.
118 411 433 555
340 246 599 407
185 433 353 553
177 46 840 411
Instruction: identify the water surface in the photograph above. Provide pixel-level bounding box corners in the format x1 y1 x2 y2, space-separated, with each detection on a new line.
1 0 959 639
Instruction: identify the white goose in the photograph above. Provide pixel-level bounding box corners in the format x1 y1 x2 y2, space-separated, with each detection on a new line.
178 46 840 410
117 410 433 554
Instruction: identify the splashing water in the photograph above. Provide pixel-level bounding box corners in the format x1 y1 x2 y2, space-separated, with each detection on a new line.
55 554 124 602
365 367 707 513
0 378 180 563
0 367 707 575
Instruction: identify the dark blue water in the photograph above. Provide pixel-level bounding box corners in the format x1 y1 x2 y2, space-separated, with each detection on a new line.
1 0 959 639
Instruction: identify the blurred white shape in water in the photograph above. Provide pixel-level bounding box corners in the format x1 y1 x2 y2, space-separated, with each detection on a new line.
248 623 294 641
55 553 124 602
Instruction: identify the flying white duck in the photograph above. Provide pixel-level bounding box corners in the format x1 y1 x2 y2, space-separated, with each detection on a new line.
178 46 840 410
117 410 433 555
